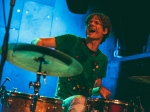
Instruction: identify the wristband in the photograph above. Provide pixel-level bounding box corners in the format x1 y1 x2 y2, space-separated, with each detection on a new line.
92 87 100 96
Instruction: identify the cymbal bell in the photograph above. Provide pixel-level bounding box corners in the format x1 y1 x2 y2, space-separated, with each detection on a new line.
128 76 150 85
0 43 83 77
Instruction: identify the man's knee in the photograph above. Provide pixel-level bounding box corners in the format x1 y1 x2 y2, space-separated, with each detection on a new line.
70 95 86 106
62 95 87 112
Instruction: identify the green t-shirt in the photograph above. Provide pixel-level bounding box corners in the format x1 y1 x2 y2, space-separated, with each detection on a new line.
55 34 108 99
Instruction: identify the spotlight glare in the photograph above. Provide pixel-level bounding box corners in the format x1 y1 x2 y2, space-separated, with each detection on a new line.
17 9 20 12
26 11 29 14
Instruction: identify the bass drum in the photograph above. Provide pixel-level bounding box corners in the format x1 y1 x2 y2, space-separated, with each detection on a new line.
105 99 128 112
2 91 63 112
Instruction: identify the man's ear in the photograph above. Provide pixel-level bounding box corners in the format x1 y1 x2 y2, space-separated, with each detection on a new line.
103 28 108 35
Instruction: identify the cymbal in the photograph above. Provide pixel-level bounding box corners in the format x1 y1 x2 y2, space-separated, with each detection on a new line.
0 43 83 77
128 76 150 85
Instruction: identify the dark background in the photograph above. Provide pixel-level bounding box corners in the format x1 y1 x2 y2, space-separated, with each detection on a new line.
66 0 150 56
87 1 150 111
116 57 150 111
88 0 150 56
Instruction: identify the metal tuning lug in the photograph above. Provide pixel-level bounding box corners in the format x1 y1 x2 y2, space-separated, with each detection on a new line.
29 81 33 88
43 71 47 86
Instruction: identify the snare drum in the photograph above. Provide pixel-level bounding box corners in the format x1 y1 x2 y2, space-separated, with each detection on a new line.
2 91 63 112
105 99 128 112
86 98 106 112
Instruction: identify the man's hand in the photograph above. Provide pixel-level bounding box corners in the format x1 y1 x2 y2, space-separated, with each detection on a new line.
99 86 111 99
31 38 43 46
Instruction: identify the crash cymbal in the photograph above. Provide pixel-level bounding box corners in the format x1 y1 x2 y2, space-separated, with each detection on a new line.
0 43 83 77
128 76 150 85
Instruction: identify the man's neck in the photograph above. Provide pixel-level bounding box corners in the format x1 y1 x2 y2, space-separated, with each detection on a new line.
85 39 101 51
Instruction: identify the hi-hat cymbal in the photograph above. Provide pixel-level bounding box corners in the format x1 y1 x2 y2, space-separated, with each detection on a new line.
0 43 83 77
128 76 150 85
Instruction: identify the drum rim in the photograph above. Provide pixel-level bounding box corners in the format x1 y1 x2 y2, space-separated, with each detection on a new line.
5 91 63 104
87 98 105 101
105 99 128 105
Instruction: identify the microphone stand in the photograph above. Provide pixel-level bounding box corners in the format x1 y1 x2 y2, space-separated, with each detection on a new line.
0 0 16 83
0 77 11 98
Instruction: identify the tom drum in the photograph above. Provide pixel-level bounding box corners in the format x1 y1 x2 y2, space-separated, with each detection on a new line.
2 91 63 112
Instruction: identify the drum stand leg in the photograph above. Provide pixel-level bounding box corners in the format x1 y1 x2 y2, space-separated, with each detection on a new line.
29 56 47 112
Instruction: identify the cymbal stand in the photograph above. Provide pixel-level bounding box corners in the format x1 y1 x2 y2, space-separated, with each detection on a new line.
29 56 47 112
137 96 145 112
130 96 145 112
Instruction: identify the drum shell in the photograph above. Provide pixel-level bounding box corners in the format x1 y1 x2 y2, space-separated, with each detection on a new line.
2 91 63 112
87 98 106 112
105 100 128 112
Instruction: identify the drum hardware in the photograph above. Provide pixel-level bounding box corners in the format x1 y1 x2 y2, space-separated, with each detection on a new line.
0 77 11 98
0 43 83 112
4 88 18 108
12 87 17 92
129 96 145 112
86 98 106 112
6 98 12 108
2 91 63 112
128 100 138 112
104 99 129 112
29 55 48 112
0 77 11 107
128 76 147 112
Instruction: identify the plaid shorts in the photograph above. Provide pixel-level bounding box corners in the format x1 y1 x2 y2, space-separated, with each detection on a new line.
62 95 87 112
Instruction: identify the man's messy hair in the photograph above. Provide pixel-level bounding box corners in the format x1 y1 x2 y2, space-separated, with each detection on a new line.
85 13 112 44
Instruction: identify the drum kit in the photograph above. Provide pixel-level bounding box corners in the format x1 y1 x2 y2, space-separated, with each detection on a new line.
0 43 148 112
86 97 146 112
86 76 149 112
86 98 129 112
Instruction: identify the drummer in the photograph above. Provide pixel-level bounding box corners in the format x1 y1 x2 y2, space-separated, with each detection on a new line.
31 12 112 112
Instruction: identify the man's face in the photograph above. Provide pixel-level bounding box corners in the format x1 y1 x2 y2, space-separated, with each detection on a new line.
86 15 107 40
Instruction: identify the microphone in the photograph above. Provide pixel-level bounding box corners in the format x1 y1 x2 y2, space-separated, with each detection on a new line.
1 77 11 87
6 77 11 81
